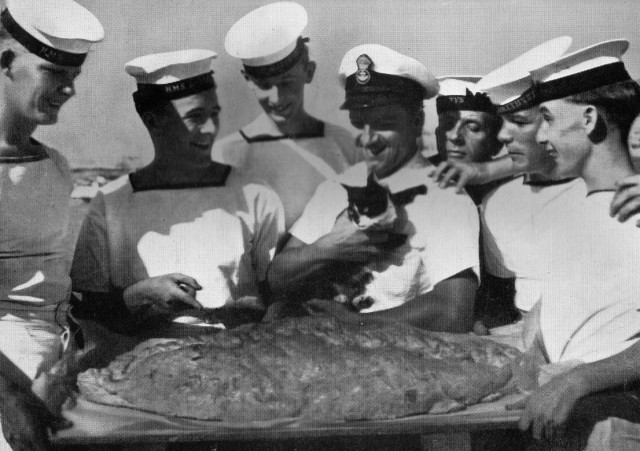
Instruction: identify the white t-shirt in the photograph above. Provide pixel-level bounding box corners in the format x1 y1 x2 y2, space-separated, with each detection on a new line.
211 114 363 230
0 147 72 306
71 175 284 310
481 177 586 311
540 190 640 363
290 155 480 312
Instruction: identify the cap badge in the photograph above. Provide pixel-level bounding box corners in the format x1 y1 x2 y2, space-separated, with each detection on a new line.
355 54 372 85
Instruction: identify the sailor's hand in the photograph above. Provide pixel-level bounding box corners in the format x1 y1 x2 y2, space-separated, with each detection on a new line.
315 210 394 263
123 273 203 312
429 160 488 193
517 371 588 442
611 175 640 226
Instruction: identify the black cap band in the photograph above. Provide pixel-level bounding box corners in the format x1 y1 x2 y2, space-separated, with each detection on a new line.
496 86 539 115
133 71 215 112
341 71 425 109
436 89 497 115
535 61 631 103
242 37 307 79
1 8 87 67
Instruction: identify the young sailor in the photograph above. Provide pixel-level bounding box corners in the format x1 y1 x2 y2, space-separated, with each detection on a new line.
71 50 284 331
0 0 104 448
211 2 363 234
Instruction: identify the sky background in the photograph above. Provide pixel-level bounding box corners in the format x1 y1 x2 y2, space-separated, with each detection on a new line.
16 0 640 169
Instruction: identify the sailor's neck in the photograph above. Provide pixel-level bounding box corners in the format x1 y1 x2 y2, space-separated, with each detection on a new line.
582 140 635 193
0 111 39 157
273 113 322 137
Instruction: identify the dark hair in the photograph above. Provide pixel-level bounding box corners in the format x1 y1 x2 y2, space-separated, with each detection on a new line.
565 80 640 145
299 42 311 67
408 101 425 130
0 24 26 55
133 96 172 125
0 25 27 70
486 112 504 155
132 91 171 117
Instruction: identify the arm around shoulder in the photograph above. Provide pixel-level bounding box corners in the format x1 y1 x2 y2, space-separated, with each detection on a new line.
431 155 517 192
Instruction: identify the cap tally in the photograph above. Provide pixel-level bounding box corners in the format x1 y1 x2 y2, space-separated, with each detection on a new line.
435 76 496 115
530 39 631 104
1 0 104 67
225 2 308 79
475 37 573 114
125 49 217 112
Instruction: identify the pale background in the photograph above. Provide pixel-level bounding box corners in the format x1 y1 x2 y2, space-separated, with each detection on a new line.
17 0 640 169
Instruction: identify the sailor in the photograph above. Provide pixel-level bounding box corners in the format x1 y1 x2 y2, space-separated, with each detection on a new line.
470 37 582 338
70 50 284 333
517 39 640 448
436 76 502 162
211 2 364 235
0 0 104 449
268 44 480 333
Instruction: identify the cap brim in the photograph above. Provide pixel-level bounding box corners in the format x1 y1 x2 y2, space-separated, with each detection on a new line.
340 96 416 110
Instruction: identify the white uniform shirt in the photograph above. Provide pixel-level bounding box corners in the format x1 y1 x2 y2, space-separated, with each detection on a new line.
71 175 284 310
211 114 363 230
290 155 479 312
540 191 640 363
481 177 586 311
0 147 72 306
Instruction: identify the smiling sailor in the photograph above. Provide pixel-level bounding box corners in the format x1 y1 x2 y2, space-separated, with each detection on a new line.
70 49 284 332
211 2 364 234
268 44 481 333
0 0 104 448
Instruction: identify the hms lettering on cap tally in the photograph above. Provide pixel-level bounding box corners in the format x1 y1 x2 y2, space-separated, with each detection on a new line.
125 49 217 112
0 0 104 67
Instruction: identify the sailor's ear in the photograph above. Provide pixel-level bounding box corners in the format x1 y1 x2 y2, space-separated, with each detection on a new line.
0 50 15 75
584 105 607 143
304 60 316 84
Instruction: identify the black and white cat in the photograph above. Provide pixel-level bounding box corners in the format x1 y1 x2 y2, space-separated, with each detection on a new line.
309 164 426 311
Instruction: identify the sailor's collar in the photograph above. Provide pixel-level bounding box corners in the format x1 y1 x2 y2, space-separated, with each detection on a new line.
335 153 430 195
129 163 231 192
523 174 576 187
239 113 325 143
0 138 49 163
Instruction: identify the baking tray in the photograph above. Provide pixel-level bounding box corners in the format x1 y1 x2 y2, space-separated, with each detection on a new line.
50 393 524 445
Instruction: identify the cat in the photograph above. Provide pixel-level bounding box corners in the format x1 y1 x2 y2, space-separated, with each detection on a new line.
309 171 425 311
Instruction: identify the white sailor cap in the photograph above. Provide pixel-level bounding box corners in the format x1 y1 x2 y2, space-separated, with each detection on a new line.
1 0 104 67
529 39 632 103
435 75 497 115
475 37 572 114
225 2 308 79
437 76 482 95
125 49 217 113
338 44 438 109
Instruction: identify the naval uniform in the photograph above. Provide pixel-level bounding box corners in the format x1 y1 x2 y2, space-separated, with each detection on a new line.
211 113 363 231
71 169 284 313
290 154 479 312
